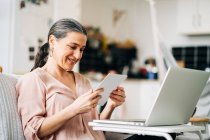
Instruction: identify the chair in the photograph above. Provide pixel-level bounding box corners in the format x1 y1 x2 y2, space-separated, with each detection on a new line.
176 79 210 140
158 35 210 140
0 73 25 140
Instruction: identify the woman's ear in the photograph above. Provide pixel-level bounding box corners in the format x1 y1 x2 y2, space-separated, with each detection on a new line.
48 35 55 49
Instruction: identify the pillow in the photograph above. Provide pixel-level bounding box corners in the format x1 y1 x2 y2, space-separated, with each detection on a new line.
194 78 210 117
0 74 25 140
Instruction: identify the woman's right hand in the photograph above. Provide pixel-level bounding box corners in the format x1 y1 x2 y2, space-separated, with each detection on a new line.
36 89 103 138
70 89 103 114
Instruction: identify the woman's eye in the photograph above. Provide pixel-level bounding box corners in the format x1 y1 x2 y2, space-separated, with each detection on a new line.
80 48 85 52
69 46 76 50
68 45 85 52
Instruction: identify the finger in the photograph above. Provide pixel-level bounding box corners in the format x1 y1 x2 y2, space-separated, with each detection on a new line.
114 87 125 94
92 94 102 101
89 88 103 99
94 88 104 94
87 94 101 106
95 88 104 92
91 103 97 108
112 90 126 98
86 88 103 95
90 98 100 108
90 94 102 107
110 96 125 103
110 94 125 102
116 86 124 91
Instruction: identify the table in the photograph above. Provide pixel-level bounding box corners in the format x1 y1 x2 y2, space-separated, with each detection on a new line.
89 121 205 140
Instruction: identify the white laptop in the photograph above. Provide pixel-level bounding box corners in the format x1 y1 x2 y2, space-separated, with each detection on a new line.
93 67 210 127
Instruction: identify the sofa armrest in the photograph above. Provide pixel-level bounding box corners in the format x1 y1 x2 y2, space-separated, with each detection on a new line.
189 117 209 134
189 117 209 123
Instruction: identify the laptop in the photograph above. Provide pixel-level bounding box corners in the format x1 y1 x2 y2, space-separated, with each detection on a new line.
93 67 210 127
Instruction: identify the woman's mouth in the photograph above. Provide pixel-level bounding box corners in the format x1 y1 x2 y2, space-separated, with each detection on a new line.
67 58 76 65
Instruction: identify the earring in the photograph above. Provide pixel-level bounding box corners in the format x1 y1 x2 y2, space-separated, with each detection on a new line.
49 47 54 57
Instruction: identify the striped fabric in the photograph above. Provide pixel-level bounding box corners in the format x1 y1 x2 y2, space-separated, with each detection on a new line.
0 74 24 140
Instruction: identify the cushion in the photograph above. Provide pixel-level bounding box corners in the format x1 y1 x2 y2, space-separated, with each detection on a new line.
195 78 210 117
0 74 24 140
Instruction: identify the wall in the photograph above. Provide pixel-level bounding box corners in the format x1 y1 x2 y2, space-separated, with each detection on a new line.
2 0 210 73
0 0 16 73
1 0 82 74
12 2 53 74
81 0 210 66
53 0 81 21
81 0 154 66
156 0 210 46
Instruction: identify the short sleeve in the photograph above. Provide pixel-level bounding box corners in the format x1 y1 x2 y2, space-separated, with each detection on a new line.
16 72 46 140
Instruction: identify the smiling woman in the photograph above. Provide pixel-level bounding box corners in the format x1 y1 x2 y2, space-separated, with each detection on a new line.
30 18 87 72
51 32 87 71
16 18 126 140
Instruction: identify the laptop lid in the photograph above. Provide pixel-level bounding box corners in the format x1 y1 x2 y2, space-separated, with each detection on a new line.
145 67 210 126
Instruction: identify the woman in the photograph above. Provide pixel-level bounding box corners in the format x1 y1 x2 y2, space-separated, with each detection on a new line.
16 18 126 140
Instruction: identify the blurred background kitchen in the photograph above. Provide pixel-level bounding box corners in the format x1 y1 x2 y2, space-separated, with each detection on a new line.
1 0 210 119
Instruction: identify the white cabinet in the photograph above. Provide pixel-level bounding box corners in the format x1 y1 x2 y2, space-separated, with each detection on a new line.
177 0 210 35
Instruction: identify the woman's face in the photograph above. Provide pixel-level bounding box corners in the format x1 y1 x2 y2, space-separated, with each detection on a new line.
50 32 87 71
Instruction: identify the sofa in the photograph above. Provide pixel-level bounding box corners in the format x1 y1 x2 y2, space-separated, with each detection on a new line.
0 74 24 140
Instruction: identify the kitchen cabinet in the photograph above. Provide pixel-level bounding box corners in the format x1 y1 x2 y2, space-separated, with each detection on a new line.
172 45 210 70
177 0 210 35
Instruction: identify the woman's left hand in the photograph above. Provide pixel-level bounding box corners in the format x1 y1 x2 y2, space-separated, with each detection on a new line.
107 86 126 108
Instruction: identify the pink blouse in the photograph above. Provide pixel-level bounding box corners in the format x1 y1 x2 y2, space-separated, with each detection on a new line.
16 68 105 140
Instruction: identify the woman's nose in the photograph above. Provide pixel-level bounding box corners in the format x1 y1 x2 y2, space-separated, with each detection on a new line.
73 49 82 59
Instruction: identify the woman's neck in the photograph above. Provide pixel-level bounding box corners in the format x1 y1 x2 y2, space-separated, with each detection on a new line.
43 59 71 78
42 59 76 92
